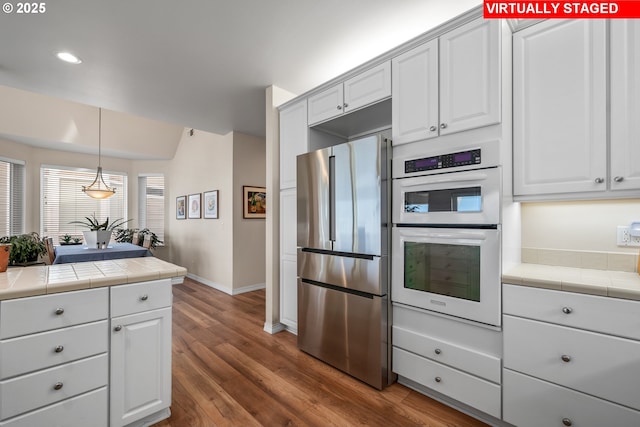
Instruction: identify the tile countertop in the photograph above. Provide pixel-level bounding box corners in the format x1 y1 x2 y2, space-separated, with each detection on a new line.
0 257 187 301
503 263 640 301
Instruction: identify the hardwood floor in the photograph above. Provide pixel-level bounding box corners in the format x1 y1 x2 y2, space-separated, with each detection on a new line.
155 278 488 427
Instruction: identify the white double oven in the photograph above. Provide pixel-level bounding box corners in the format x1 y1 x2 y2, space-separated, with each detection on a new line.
392 141 502 327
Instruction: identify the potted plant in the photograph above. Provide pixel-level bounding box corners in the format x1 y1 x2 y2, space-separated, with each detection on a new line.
0 242 10 272
113 228 163 250
0 232 47 266
70 214 131 248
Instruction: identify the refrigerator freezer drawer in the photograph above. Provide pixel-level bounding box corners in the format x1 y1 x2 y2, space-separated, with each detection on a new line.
297 280 389 390
298 250 386 296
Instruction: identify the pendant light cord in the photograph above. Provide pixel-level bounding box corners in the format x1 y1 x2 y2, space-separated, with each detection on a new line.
98 108 102 167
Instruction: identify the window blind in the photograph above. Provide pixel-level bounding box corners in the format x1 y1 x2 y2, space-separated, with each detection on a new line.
41 166 127 241
138 175 165 243
0 158 25 237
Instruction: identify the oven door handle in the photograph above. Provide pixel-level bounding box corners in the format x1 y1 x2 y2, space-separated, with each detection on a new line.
401 172 491 188
412 232 488 241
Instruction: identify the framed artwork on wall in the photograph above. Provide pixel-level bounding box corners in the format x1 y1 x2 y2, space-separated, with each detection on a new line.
203 190 219 219
188 193 201 219
243 186 266 219
176 196 186 220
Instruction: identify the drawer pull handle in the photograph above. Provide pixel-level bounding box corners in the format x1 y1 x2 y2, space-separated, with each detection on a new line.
53 382 63 390
440 123 447 129
562 418 573 426
55 308 65 315
140 294 149 301
562 307 572 314
114 325 123 332
561 355 572 363
434 377 442 383
429 126 437 132
434 348 442 355
54 345 64 353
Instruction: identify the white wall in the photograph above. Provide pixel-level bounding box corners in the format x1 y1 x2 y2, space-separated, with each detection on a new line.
521 199 640 253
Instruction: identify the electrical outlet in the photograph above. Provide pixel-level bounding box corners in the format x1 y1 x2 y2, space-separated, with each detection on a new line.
617 226 640 247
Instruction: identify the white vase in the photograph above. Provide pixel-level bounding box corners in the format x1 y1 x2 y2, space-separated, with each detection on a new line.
83 230 112 249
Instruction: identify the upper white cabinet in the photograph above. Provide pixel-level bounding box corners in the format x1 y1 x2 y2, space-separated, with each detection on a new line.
514 20 607 197
279 100 308 189
308 62 391 126
392 18 500 146
611 20 640 192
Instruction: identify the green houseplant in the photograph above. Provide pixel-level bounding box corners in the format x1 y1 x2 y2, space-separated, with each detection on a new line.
113 228 163 250
69 214 131 248
0 232 47 266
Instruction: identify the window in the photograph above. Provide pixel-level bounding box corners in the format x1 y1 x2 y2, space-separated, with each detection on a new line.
41 166 127 240
0 157 25 236
138 174 164 243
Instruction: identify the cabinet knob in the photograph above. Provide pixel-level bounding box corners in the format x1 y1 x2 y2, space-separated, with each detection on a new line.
614 176 624 182
434 348 442 355
561 354 572 363
434 376 442 383
337 105 342 110
343 103 348 108
429 126 437 132
594 177 604 184
562 418 573 426
440 123 447 129
54 308 64 315
54 345 64 353
562 307 572 314
53 382 64 390
114 325 123 332
140 294 149 301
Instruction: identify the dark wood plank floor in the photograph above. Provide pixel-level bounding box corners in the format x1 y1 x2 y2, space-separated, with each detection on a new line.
155 278 488 427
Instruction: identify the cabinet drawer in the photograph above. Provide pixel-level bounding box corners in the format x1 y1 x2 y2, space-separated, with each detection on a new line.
392 325 500 383
393 347 501 418
0 387 107 427
0 320 108 379
503 284 640 340
0 288 108 339
504 315 640 411
0 353 108 420
111 279 172 317
504 369 640 427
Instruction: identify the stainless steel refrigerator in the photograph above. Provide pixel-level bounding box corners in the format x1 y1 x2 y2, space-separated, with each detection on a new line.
296 134 391 390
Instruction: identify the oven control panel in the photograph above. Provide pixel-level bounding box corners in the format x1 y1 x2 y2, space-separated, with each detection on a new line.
404 149 481 174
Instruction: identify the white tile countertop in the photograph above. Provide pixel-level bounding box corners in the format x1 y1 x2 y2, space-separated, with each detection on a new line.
0 257 187 301
503 263 640 301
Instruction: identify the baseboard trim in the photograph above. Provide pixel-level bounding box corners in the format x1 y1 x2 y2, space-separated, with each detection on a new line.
264 322 286 334
185 274 265 295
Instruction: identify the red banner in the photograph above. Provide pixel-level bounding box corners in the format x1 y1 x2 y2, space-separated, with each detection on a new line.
484 1 640 18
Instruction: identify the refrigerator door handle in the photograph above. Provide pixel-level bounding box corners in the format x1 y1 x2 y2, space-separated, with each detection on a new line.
329 155 336 242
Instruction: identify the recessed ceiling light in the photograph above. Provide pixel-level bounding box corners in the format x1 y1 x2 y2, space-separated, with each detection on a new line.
56 51 82 64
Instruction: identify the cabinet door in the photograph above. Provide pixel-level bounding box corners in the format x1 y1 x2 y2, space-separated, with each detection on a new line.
343 61 391 113
307 84 343 126
439 18 500 136
392 40 439 145
280 189 297 331
279 100 308 189
514 20 607 196
611 20 640 192
110 307 171 427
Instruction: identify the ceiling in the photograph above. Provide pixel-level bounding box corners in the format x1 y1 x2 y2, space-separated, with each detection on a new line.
0 0 481 142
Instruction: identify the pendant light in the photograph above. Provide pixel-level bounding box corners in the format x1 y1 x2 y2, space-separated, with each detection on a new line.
83 108 116 199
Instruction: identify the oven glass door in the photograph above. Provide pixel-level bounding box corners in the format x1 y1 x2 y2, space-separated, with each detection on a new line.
392 227 501 326
393 167 500 225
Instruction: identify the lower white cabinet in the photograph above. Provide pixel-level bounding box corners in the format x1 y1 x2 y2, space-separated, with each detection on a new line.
110 280 172 427
503 284 640 426
0 279 173 426
110 308 172 427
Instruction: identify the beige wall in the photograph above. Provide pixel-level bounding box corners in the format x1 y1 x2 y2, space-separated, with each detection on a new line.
232 133 266 290
521 199 640 253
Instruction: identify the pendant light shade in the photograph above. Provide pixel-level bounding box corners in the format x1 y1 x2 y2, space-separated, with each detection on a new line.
83 108 116 199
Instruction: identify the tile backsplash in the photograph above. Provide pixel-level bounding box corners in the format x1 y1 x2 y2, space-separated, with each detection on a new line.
522 247 638 272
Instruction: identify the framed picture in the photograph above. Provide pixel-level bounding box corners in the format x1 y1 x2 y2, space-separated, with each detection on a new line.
243 186 266 219
176 196 186 220
188 193 201 219
203 190 219 219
